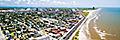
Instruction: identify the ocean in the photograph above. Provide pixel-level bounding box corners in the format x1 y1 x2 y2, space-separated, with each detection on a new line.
88 8 120 40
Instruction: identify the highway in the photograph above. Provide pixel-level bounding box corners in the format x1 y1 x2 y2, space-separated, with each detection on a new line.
61 17 86 40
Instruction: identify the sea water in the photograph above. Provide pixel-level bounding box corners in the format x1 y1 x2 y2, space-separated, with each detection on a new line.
89 8 120 40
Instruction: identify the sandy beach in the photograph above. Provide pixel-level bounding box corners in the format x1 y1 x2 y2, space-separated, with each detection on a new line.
87 8 120 40
79 8 101 40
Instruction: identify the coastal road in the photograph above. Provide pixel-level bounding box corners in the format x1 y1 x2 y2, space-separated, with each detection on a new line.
62 17 86 40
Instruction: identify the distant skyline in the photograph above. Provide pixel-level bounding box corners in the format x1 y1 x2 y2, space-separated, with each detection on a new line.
0 0 120 7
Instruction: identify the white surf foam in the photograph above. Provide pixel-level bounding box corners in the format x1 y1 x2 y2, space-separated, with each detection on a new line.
79 9 99 40
93 12 112 40
93 26 112 39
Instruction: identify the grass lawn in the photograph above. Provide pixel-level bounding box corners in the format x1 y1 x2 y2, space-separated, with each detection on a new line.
83 11 89 17
72 30 79 40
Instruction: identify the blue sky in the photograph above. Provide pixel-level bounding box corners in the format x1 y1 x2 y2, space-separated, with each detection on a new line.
0 0 120 7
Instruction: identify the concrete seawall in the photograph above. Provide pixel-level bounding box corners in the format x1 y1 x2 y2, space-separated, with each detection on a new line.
68 8 101 40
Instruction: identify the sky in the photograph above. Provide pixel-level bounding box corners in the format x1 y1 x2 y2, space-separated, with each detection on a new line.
0 0 120 7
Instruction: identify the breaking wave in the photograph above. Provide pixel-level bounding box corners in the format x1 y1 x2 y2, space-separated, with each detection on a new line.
79 9 99 40
93 12 112 40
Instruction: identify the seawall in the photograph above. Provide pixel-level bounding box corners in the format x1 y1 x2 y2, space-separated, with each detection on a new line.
69 8 101 40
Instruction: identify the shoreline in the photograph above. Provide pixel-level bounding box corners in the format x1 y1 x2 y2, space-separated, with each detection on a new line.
87 8 117 40
79 8 101 40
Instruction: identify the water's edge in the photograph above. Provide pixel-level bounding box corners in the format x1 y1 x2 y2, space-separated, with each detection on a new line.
79 8 101 40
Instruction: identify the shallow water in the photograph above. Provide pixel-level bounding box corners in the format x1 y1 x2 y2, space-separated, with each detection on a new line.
89 8 120 40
